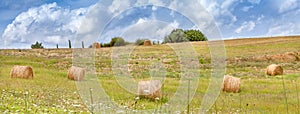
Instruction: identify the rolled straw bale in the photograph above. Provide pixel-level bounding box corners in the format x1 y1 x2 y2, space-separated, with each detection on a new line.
10 66 34 79
92 42 101 49
222 75 240 93
266 64 283 76
143 40 152 46
68 66 85 81
138 80 162 99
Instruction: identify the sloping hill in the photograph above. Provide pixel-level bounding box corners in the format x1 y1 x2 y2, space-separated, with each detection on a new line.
0 35 300 113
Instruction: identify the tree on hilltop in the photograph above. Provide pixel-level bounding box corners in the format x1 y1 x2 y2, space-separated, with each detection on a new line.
31 41 44 49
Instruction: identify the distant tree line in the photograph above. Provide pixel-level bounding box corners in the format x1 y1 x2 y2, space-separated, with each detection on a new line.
31 29 207 49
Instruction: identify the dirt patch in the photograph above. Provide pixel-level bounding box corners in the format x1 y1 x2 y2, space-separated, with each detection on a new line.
254 51 299 62
50 61 71 70
228 51 300 63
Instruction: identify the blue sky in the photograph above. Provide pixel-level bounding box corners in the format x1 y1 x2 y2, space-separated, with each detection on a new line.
0 0 299 48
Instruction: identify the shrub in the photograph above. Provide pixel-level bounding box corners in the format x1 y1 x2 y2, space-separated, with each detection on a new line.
163 29 207 44
163 29 188 43
31 41 44 49
110 37 126 46
184 29 207 41
101 43 111 47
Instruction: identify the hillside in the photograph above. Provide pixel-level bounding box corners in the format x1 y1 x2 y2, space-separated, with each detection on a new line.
1 35 299 76
0 36 300 113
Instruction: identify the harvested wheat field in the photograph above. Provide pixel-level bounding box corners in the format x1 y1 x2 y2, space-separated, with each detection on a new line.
0 36 300 113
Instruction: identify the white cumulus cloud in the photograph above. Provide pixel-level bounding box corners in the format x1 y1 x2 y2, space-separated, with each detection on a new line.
101 18 179 43
200 0 239 27
248 0 261 4
1 0 223 48
235 21 256 33
242 6 254 12
122 20 179 42
1 2 87 48
108 0 131 15
279 0 298 13
267 23 299 36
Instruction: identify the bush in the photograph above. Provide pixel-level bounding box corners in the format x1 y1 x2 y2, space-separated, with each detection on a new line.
184 29 207 41
163 29 207 44
101 43 111 47
110 37 126 46
163 29 188 43
31 41 44 49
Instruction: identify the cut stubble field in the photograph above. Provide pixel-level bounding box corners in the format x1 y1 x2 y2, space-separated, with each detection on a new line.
0 36 300 113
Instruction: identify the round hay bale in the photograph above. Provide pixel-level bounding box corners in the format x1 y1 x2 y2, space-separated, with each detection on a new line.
92 42 101 49
266 64 283 76
222 75 240 93
10 66 34 79
138 80 161 99
143 40 152 46
68 66 85 81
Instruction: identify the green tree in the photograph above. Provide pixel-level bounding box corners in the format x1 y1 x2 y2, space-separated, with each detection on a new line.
163 29 188 43
101 43 111 47
184 29 207 41
110 37 126 46
135 39 148 45
31 41 44 49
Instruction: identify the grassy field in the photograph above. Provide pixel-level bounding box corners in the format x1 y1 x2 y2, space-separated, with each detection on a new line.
0 36 300 113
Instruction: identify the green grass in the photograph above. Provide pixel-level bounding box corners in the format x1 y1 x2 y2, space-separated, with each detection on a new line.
0 37 300 113
0 56 88 113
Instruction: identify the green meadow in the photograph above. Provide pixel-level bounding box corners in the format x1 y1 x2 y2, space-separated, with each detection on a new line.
0 36 300 113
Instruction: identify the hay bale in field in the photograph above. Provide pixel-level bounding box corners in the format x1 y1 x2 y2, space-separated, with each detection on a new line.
143 40 152 46
92 42 101 49
10 66 34 79
138 80 162 99
68 66 85 81
266 64 283 76
222 75 240 93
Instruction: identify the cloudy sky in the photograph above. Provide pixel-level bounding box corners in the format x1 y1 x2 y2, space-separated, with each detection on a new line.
0 0 299 49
